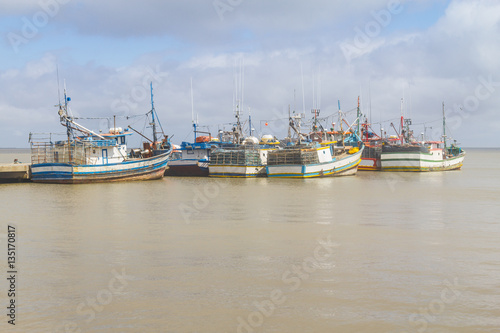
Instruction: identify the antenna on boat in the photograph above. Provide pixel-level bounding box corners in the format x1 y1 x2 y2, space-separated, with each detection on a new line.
56 64 61 106
301 63 305 115
442 101 447 149
312 70 315 112
409 82 412 120
241 56 244 117
248 108 252 137
293 89 296 116
318 66 321 113
232 57 245 144
338 100 343 132
338 100 344 147
357 96 361 138
400 98 404 144
150 82 158 147
288 105 291 139
369 80 372 124
61 81 72 162
234 102 242 143
191 77 197 142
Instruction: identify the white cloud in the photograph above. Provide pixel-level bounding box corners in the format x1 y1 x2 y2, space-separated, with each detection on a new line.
0 0 499 147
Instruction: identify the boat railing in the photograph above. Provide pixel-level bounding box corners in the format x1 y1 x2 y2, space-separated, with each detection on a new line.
361 145 381 159
81 139 118 147
267 149 319 166
210 147 261 166
31 140 93 165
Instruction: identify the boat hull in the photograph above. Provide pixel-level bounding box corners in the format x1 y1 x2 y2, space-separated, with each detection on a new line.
31 153 170 184
359 157 381 171
266 148 362 178
208 165 266 177
166 159 209 177
381 151 465 172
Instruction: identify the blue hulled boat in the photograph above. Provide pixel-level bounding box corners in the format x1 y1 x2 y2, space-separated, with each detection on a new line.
30 88 171 184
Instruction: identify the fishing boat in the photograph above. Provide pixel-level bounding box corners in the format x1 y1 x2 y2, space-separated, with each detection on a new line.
337 97 383 172
166 136 221 177
266 110 364 178
380 102 465 172
381 141 465 171
166 111 225 176
266 138 363 178
30 87 171 184
128 83 172 159
209 139 277 178
359 118 382 171
165 80 232 177
209 133 280 178
208 109 280 177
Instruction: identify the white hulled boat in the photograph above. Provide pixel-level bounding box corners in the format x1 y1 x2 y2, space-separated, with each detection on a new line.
380 102 465 172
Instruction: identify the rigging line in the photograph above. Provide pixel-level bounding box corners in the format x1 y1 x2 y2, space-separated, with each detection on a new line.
182 131 192 142
125 114 147 119
152 108 165 137
127 116 147 126
72 114 146 120
73 117 113 120
201 121 237 127
411 118 442 126
259 117 289 123
371 116 402 123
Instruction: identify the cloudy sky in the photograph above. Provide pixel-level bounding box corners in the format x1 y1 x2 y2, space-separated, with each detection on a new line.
1 0 499 148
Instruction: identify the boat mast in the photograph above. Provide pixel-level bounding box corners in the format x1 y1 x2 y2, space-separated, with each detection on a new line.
150 82 157 148
234 104 242 144
248 109 252 137
357 96 361 137
191 78 197 142
338 100 344 147
400 98 404 145
311 108 320 131
296 113 302 144
288 105 291 139
442 101 447 149
63 87 72 163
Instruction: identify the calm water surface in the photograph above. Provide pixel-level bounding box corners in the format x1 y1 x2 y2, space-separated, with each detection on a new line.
0 148 499 332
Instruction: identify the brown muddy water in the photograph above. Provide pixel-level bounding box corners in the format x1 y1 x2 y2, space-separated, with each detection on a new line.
0 148 499 332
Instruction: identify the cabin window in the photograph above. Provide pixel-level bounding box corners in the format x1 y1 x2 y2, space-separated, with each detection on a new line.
187 149 194 155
